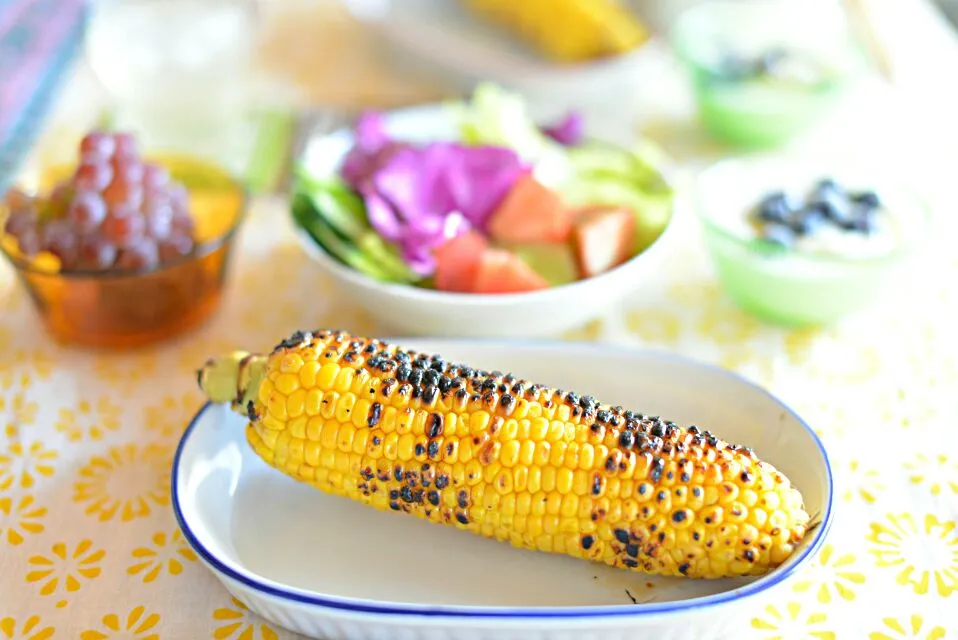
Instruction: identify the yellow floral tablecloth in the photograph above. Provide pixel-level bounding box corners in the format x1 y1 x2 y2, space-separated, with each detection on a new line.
3 5 958 637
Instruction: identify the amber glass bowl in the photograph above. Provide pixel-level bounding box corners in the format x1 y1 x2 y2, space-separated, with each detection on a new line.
0 155 248 350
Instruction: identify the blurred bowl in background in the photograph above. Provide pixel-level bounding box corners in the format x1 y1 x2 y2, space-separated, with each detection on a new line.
671 0 869 149
341 0 671 116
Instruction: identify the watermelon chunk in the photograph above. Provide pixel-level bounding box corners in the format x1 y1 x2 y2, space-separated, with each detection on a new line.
434 231 488 293
571 205 636 278
487 174 573 244
472 248 549 294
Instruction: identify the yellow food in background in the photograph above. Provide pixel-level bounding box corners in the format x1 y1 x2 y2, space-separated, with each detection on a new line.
462 0 651 62
199 329 812 579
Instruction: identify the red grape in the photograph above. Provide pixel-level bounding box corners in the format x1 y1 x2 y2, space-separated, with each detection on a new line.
168 184 189 212
14 229 41 257
3 187 34 213
112 133 139 160
73 160 113 192
158 232 194 263
102 175 143 209
76 236 118 270
79 132 116 160
67 191 108 232
101 206 146 249
3 209 37 238
113 156 145 185
41 219 79 268
170 211 195 237
142 164 170 193
116 237 159 271
143 200 174 240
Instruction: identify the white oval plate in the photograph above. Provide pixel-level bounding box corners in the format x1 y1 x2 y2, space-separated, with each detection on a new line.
173 339 833 640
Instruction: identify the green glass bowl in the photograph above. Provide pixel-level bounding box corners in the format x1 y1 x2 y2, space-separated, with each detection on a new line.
671 0 868 149
693 156 932 327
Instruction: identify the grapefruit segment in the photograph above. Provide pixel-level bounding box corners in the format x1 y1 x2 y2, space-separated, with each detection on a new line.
487 175 573 244
434 231 488 293
571 205 636 278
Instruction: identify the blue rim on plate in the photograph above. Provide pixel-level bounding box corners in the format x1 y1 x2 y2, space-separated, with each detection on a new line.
171 339 834 620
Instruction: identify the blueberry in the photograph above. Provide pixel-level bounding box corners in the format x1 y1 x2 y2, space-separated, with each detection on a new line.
847 207 880 234
811 190 852 225
852 190 881 209
789 206 827 235
811 178 845 201
754 47 789 76
756 191 798 224
713 52 755 81
759 223 795 248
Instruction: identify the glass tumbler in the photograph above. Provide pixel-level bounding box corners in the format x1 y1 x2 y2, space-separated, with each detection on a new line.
83 0 259 174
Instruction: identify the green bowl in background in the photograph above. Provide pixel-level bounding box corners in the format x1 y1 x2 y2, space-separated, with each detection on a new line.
671 0 868 149
693 156 931 327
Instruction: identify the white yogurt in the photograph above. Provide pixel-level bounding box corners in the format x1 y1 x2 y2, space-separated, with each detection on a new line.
697 158 927 262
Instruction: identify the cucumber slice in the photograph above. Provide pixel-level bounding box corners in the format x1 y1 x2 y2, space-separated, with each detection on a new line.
292 193 420 284
295 170 370 242
291 194 400 283
355 232 420 283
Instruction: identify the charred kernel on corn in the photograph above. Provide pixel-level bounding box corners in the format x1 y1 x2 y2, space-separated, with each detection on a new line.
198 329 813 580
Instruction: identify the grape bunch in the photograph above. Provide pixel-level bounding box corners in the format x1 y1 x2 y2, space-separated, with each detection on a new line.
2 131 197 272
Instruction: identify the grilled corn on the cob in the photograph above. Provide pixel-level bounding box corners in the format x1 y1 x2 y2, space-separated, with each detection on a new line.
461 0 650 63
198 329 811 579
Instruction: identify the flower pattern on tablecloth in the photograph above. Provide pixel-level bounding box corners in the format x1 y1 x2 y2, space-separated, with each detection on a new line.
868 615 947 639
0 442 57 490
79 606 160 640
72 445 172 523
750 601 835 639
791 543 866 604
0 494 46 545
0 615 55 640
55 398 122 442
212 598 280 640
126 529 197 584
867 514 958 597
25 539 105 608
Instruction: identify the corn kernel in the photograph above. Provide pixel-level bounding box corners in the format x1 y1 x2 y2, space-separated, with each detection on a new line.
316 363 340 390
299 360 321 389
305 389 323 416
526 467 542 493
556 468 574 494
276 373 300 395
529 417 549 440
258 378 274 405
549 441 567 467
500 440 520 467
516 492 532 516
289 416 307 439
305 441 322 466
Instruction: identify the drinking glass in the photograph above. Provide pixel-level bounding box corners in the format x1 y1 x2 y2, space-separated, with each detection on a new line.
83 0 258 173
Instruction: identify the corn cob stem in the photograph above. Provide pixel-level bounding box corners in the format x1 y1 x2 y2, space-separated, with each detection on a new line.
198 350 267 414
198 329 811 580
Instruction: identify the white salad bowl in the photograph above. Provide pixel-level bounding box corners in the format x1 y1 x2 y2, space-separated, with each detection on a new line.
293 104 677 339
173 338 833 640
